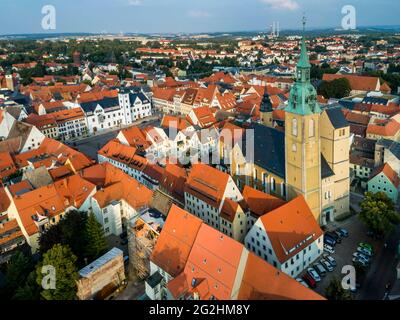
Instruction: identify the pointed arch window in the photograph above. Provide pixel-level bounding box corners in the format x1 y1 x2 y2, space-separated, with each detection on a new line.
270 177 276 192
292 118 298 136
309 119 315 137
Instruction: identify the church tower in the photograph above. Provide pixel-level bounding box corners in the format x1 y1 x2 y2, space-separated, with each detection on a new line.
285 17 322 222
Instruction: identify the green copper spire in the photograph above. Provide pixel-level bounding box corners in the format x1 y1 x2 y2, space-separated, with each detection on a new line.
285 15 321 115
297 16 311 69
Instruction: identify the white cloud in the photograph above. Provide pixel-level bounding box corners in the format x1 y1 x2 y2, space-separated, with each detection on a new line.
187 10 212 18
127 0 142 6
260 0 299 11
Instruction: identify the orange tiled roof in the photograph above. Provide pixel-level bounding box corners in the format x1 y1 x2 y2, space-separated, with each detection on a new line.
0 151 17 180
216 92 237 111
185 164 230 208
0 187 10 213
272 109 285 121
8 180 34 197
48 165 73 181
241 185 286 218
191 106 217 128
150 205 203 278
98 140 147 172
13 174 95 236
160 163 187 203
161 115 191 131
168 223 245 300
322 74 380 92
345 112 370 126
238 252 325 300
220 198 239 222
366 118 400 137
25 114 57 129
370 163 400 188
260 196 323 264
119 126 151 150
51 108 85 123
78 89 118 103
90 163 152 210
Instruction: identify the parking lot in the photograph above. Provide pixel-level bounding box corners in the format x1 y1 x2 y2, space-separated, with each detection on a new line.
302 214 385 299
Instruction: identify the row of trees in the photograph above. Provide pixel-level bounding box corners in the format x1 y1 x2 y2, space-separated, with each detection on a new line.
0 211 108 300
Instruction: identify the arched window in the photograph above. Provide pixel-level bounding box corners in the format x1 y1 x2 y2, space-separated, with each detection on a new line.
309 119 315 137
270 177 276 192
292 118 298 136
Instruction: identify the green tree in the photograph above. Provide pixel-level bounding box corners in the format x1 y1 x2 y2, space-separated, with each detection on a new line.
13 271 41 300
38 211 88 266
36 244 79 300
85 213 108 262
39 224 62 255
359 192 400 236
318 78 351 99
2 251 33 298
325 278 352 300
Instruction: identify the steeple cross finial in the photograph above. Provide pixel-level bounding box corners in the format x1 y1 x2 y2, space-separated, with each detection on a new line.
302 13 307 32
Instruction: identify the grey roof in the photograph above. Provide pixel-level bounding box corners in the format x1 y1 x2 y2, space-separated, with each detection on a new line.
362 97 388 105
80 97 120 113
321 155 335 179
129 92 150 105
239 123 337 180
241 124 286 179
377 139 400 160
338 99 356 110
325 107 349 129
146 272 163 288
79 247 123 278
162 127 179 140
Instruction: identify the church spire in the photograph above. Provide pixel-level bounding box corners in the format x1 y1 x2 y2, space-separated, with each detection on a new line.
297 14 311 70
285 15 321 115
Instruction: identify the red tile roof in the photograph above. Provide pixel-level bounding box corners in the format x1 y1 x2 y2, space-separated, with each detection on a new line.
370 163 400 188
151 205 203 277
185 164 230 208
260 196 323 264
367 118 400 137
238 252 325 300
241 185 286 218
322 74 380 92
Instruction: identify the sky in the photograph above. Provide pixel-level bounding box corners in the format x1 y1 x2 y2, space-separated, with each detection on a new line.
1 0 400 35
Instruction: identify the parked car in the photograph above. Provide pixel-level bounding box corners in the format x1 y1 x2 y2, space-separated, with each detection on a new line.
307 268 321 282
296 278 309 288
324 236 336 247
359 242 374 253
324 255 337 267
320 259 334 272
334 230 343 239
326 231 341 243
357 247 373 257
324 244 335 254
336 228 349 237
302 273 317 288
314 263 327 277
353 257 369 268
353 252 370 262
